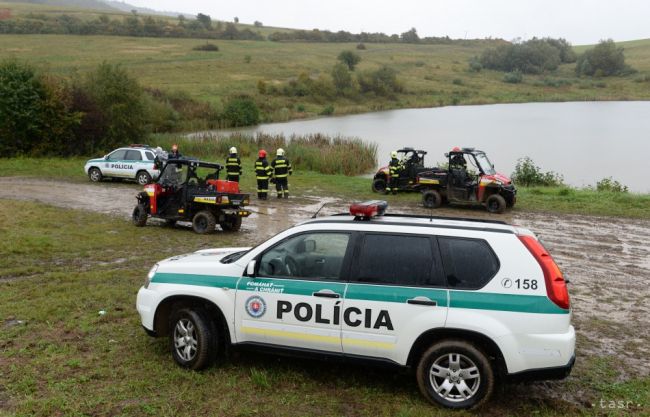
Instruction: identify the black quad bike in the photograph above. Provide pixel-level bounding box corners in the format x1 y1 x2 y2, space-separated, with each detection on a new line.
132 159 251 234
372 148 436 193
419 148 517 214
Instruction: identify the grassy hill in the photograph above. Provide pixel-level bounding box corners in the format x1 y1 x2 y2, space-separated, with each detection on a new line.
1 1 649 123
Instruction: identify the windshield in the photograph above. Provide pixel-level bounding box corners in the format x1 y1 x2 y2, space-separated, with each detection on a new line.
474 153 496 175
158 162 188 186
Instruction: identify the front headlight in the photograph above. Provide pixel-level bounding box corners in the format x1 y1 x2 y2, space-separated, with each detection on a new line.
145 264 158 289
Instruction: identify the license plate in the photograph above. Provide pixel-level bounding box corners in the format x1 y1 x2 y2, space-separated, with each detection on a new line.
230 200 241 205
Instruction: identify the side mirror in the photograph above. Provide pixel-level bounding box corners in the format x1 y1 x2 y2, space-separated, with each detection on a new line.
444 153 449 158
104 154 109 160
246 260 256 277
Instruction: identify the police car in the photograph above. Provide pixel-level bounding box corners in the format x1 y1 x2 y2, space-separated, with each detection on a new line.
136 201 575 409
84 145 160 185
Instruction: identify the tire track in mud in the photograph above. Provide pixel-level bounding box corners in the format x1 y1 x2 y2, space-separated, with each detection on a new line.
2 177 650 383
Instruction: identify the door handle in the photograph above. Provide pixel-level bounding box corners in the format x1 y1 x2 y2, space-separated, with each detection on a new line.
313 290 340 299
315 259 325 264
407 297 437 306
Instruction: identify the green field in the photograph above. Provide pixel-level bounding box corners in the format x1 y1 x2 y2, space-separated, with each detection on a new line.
1 198 648 416
1 29 649 122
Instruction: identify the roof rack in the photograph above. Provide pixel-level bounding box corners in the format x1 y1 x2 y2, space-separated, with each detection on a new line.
330 212 506 225
382 213 506 225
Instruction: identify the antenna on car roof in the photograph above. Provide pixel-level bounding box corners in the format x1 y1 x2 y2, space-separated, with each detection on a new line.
311 203 328 219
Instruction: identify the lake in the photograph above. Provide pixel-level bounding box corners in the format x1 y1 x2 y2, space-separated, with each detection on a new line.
219 101 650 193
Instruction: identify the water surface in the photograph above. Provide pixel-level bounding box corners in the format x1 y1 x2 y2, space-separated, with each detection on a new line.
222 101 650 193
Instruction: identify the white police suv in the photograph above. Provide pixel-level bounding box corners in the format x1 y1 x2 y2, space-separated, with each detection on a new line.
136 201 575 409
84 145 160 185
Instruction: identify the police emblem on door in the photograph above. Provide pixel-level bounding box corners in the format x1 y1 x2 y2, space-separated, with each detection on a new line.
245 296 267 318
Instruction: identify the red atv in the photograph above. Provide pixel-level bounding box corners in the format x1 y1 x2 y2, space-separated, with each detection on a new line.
419 147 516 214
132 158 251 233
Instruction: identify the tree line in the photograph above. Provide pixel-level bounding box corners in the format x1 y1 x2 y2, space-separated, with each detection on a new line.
268 27 469 45
0 12 494 45
0 11 263 40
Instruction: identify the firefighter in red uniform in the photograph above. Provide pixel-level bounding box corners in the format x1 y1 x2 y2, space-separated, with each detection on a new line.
271 148 292 198
255 149 273 200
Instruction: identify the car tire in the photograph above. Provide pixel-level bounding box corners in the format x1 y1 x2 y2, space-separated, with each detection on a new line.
422 190 442 208
506 195 516 208
416 340 494 410
192 210 216 234
88 167 103 182
136 170 152 185
132 204 148 227
486 194 507 214
372 178 387 193
219 215 242 232
169 308 216 370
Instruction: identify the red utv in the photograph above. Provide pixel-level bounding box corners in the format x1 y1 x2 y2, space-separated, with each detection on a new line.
132 158 251 233
419 147 516 214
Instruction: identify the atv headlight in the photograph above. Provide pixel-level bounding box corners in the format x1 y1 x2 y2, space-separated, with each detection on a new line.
145 264 158 289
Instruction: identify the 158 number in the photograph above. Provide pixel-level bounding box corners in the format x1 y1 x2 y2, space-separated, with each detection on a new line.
515 279 538 290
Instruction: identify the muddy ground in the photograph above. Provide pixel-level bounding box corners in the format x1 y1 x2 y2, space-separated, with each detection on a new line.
2 177 650 405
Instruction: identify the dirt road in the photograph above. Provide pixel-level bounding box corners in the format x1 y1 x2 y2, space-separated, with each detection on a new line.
2 177 650 395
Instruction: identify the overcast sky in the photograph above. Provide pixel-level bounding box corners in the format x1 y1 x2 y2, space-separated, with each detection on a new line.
123 0 650 45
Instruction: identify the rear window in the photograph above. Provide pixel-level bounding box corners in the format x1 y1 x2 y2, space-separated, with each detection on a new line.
355 234 441 286
438 237 499 289
145 151 155 160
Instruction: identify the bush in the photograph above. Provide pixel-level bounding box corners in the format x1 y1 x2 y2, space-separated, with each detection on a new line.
0 62 80 157
511 157 563 186
244 55 252 63
468 57 482 72
337 50 361 71
356 42 366 50
222 95 260 127
452 78 463 85
502 70 523 84
83 62 148 149
596 177 628 193
256 79 267 94
357 66 403 97
320 104 335 115
479 37 574 74
192 43 219 51
331 63 353 92
575 39 629 77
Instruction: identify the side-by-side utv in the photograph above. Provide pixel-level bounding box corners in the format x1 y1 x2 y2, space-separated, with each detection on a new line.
419 148 517 214
132 158 251 233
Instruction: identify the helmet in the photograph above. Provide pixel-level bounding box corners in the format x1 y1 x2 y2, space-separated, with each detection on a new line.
390 151 397 158
229 146 237 154
172 144 178 152
277 148 285 156
258 149 267 158
451 146 461 152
